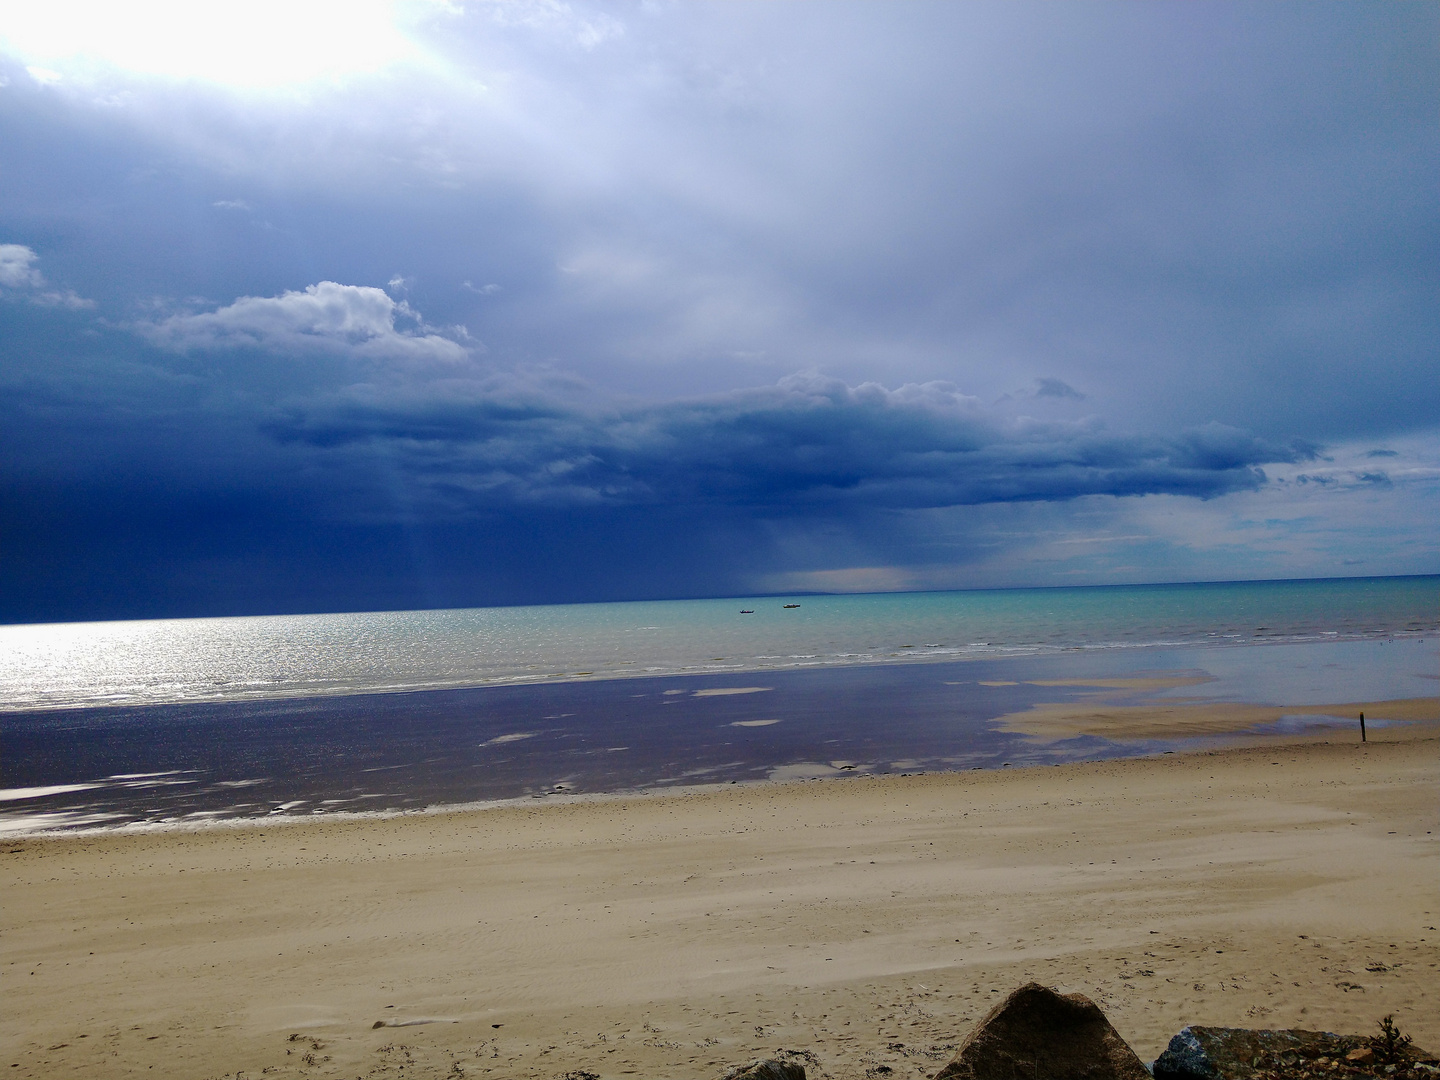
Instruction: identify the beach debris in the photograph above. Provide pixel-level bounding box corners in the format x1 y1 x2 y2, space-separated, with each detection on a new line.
1152 1024 1436 1080
932 981 1150 1080
1372 1016 1414 1066
720 1059 807 1080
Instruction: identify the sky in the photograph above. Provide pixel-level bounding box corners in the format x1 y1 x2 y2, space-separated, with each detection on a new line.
1 1 1436 623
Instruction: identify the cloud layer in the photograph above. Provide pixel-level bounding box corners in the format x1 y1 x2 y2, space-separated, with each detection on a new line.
264 369 1307 515
0 2 1435 620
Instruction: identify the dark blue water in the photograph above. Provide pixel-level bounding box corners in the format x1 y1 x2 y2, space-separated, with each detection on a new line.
3 637 1433 835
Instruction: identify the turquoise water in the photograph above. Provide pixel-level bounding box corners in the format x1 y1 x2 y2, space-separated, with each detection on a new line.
1 576 1434 712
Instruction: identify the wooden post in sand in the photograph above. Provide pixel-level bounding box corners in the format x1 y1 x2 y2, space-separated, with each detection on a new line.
1360 711 1366 743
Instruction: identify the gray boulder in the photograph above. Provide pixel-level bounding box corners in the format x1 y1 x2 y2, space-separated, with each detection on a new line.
933 982 1151 1080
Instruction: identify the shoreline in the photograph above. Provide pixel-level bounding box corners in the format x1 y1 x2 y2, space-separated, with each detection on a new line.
5 724 1436 1080
4 691 1435 840
3 687 1436 840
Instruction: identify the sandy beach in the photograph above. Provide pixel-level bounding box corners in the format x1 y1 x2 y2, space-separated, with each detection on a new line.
4 714 1436 1080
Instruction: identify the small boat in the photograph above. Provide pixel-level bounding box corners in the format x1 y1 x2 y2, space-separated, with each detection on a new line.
739 609 754 614
783 604 800 609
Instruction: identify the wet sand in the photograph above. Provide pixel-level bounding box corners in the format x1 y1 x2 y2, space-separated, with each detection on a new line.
993 690 1439 741
3 718 1437 1080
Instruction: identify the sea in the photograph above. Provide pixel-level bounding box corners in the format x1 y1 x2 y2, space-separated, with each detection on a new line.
2 576 1436 836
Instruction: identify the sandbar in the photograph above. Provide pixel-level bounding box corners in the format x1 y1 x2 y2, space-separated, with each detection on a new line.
994 695 1438 741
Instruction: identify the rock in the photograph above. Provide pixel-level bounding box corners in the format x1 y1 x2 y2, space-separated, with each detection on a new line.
1151 1027 1439 1080
932 982 1151 1080
721 1059 806 1080
1154 1027 1359 1080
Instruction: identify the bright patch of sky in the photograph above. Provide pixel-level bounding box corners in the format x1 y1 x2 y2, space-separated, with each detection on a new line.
0 0 442 88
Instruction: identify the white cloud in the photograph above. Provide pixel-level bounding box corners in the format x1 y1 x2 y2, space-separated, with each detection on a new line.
0 243 94 307
0 244 44 289
144 280 469 362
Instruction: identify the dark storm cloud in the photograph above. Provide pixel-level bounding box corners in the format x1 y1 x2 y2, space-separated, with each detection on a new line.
262 372 1307 515
6 277 1307 520
0 283 1316 621
1031 379 1085 401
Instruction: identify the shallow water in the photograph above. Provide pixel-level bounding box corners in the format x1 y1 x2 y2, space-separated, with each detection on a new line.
2 637 1433 836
